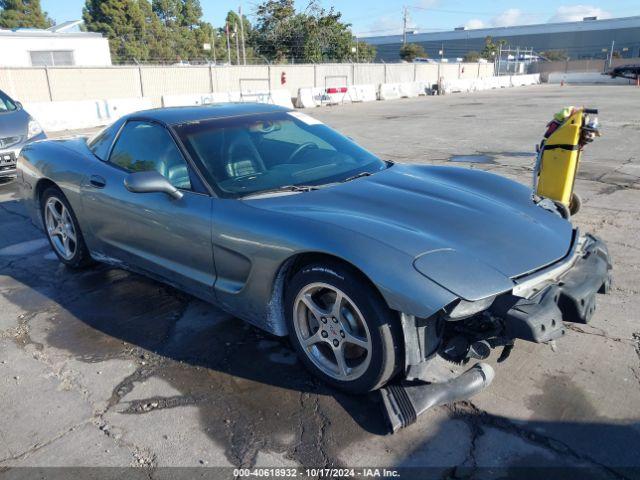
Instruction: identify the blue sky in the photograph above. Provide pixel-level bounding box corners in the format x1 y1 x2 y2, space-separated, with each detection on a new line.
41 0 640 36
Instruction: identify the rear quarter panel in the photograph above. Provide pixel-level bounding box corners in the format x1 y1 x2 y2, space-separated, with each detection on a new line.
18 138 97 238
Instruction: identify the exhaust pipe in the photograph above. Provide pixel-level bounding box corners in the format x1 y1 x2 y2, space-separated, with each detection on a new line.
380 363 495 432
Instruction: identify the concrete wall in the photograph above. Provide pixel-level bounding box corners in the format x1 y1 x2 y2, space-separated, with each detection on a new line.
0 34 112 67
0 62 495 105
529 57 640 81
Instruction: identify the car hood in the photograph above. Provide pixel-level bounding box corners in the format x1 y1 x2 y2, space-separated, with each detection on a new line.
248 164 574 282
0 108 30 139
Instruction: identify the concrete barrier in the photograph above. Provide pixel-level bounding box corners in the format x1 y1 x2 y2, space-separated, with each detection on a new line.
510 74 540 86
295 87 328 108
106 97 154 118
25 97 152 132
347 84 377 102
547 72 632 85
398 82 425 98
163 89 293 109
25 74 546 131
441 78 474 94
377 83 402 100
441 74 541 94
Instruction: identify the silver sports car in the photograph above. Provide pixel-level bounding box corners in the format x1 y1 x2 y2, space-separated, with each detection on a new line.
1 89 47 179
17 103 611 403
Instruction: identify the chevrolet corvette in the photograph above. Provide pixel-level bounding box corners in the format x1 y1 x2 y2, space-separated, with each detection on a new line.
17 103 612 398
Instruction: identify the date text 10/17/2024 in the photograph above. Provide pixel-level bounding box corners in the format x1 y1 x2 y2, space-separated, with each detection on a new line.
233 468 401 477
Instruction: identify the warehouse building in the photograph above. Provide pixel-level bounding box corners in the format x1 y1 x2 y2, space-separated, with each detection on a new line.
363 16 640 62
0 20 112 67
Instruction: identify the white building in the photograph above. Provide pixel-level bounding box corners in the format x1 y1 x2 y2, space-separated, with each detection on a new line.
0 20 111 67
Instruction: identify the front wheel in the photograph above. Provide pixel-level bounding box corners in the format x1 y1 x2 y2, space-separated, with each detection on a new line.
285 262 402 393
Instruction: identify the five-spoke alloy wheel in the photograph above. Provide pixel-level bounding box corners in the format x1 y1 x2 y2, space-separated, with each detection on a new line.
293 282 372 382
41 187 92 268
44 196 77 261
285 262 402 393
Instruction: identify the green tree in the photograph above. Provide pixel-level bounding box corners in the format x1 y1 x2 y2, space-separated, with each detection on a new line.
0 0 53 29
463 50 482 62
480 36 506 60
139 0 174 63
220 10 253 64
180 0 202 29
354 41 376 62
150 0 212 62
254 0 296 62
83 0 148 63
152 0 180 26
253 0 363 63
540 50 568 61
302 4 353 62
399 43 426 62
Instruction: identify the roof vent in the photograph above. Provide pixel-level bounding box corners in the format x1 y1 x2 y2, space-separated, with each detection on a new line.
583 16 597 21
454 26 465 31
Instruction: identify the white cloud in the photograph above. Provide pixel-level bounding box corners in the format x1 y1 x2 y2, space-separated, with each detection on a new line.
549 5 612 22
463 8 539 30
362 15 403 36
491 8 526 27
465 19 486 30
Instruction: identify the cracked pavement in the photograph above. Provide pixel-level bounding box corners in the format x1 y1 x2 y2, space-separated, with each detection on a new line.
0 85 639 478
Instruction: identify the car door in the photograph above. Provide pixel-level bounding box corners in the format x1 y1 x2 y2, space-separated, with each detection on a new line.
80 120 216 300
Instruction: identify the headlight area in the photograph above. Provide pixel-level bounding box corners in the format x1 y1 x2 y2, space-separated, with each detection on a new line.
436 288 566 366
436 294 513 366
443 295 496 320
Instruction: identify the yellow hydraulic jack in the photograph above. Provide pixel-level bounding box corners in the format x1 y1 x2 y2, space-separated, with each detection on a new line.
533 107 600 217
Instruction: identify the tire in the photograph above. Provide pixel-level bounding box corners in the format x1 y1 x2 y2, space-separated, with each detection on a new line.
285 262 402 393
554 200 570 220
569 192 582 216
41 186 93 269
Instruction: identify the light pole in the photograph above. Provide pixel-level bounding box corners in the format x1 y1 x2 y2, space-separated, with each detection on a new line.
239 4 247 65
402 6 408 45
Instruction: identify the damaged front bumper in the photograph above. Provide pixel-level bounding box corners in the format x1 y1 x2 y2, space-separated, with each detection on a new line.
494 233 612 343
382 233 612 432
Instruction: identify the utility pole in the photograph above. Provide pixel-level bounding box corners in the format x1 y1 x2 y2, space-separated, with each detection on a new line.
608 40 615 68
234 22 241 65
226 22 232 65
212 30 217 64
402 6 408 45
239 4 247 65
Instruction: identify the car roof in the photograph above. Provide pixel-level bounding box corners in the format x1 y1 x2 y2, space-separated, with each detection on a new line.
129 102 292 126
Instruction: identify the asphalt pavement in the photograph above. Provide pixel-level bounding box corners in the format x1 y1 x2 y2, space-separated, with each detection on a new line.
0 84 639 479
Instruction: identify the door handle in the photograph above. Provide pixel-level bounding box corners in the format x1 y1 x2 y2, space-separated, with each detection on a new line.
89 175 106 188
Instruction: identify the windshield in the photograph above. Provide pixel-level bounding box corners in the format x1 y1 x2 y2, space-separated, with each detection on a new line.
0 91 18 113
174 111 387 198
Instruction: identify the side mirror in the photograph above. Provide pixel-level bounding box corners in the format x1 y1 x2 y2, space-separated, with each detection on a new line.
124 171 183 200
15 101 23 110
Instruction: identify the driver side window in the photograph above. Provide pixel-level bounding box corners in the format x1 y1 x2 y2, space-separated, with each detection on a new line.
110 121 192 190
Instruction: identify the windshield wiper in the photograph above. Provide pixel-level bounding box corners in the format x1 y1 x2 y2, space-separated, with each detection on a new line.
343 171 373 183
241 184 320 198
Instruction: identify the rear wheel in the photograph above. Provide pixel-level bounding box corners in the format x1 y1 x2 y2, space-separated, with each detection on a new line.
285 262 402 393
41 187 92 268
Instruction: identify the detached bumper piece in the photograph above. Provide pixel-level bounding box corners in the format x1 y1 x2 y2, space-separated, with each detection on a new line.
557 237 612 323
495 234 612 343
380 363 494 433
499 286 566 343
